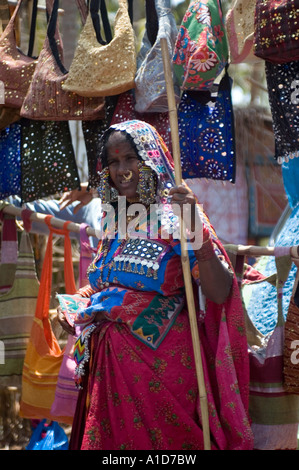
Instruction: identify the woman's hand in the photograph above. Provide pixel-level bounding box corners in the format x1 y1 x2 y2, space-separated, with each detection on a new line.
168 184 199 234
57 306 75 336
58 182 96 214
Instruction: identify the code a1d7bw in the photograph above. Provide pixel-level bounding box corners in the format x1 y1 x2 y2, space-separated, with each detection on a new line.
145 454 197 465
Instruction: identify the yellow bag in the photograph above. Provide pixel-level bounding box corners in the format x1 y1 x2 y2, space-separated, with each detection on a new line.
62 0 136 97
20 216 76 424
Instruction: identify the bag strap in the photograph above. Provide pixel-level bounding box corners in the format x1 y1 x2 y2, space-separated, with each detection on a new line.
89 0 133 45
90 0 112 45
34 215 76 322
47 0 90 75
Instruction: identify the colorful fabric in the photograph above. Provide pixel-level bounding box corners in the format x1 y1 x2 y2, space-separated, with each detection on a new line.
173 0 228 91
68 119 253 450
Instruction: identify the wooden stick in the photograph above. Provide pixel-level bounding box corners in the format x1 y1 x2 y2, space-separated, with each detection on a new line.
160 37 211 450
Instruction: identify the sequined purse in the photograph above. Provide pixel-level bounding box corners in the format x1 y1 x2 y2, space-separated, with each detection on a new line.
173 0 229 91
0 121 21 198
20 0 105 121
20 118 81 203
265 60 299 162
177 68 236 181
0 0 39 109
62 0 136 98
254 0 299 63
134 0 180 113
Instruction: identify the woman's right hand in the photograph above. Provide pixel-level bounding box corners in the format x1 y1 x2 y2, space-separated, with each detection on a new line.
58 182 96 214
57 306 75 336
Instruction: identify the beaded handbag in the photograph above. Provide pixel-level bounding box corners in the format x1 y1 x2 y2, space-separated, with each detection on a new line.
254 0 299 63
0 0 39 109
173 0 229 91
177 68 236 181
0 122 21 198
20 0 105 121
62 0 136 98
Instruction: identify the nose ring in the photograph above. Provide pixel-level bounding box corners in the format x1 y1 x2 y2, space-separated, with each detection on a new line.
123 170 133 181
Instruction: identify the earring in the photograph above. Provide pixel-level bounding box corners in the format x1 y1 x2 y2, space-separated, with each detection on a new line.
137 163 156 204
97 167 119 203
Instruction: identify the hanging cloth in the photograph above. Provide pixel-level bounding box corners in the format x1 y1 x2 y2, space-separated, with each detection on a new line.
0 213 39 379
19 215 76 422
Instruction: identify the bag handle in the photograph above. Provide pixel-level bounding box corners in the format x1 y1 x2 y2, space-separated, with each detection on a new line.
89 0 133 45
47 0 90 75
1 0 39 58
35 215 76 324
90 0 113 45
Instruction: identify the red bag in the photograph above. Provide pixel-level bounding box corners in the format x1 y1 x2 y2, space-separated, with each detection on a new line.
254 0 299 63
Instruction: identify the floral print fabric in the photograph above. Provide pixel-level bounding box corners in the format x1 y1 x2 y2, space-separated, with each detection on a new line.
173 0 228 91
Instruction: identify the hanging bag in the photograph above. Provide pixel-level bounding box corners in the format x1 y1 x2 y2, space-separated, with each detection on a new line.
20 0 105 121
241 253 299 450
0 213 39 379
134 0 180 113
0 0 39 109
50 223 93 422
62 0 136 98
0 122 21 199
225 0 262 64
254 0 299 64
177 67 236 182
173 0 229 91
20 215 76 423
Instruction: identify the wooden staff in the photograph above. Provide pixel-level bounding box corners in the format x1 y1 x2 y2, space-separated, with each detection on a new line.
160 37 211 450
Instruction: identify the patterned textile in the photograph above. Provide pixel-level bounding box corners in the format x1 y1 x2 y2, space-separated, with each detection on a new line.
67 120 253 450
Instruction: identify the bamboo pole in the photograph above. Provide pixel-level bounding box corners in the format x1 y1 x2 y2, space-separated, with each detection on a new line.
160 37 211 451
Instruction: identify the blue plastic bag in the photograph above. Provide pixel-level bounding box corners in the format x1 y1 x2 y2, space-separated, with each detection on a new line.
26 420 68 450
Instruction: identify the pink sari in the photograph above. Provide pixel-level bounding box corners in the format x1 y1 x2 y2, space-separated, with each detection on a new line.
70 260 253 450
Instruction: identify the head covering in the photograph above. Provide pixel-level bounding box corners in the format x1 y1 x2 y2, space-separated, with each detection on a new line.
98 119 175 204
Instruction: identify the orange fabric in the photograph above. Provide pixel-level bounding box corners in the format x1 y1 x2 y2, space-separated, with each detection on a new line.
20 215 76 424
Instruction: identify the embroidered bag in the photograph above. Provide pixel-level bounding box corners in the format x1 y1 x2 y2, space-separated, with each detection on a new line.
50 223 93 421
0 214 39 378
177 68 236 181
0 0 39 109
20 118 81 203
283 267 299 394
254 0 299 64
62 0 136 97
0 121 21 198
265 60 299 163
225 0 262 64
19 216 76 423
241 254 299 450
134 0 180 113
20 0 105 121
173 0 229 91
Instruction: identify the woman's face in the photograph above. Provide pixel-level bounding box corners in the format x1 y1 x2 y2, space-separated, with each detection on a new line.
106 131 140 200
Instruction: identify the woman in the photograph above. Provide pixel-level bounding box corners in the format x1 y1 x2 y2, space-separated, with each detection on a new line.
58 119 253 450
